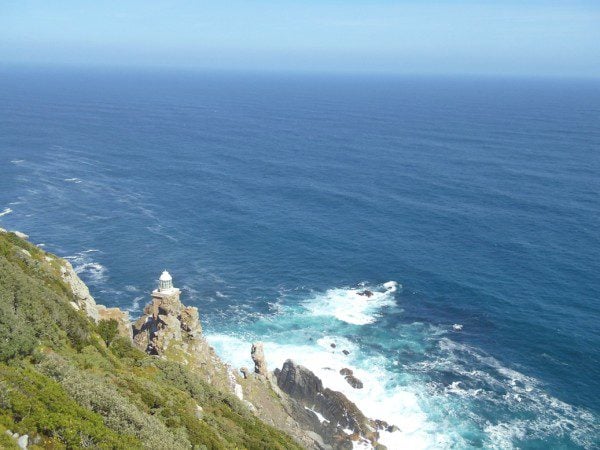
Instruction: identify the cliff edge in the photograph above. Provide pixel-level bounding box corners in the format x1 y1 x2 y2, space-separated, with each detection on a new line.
0 229 388 449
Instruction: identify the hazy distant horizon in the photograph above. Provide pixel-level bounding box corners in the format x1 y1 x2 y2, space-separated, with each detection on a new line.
2 0 599 78
2 62 600 82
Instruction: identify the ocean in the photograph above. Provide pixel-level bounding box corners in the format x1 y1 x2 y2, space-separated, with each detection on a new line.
1 67 599 449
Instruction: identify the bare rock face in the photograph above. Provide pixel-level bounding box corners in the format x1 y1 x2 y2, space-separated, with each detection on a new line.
133 296 201 356
251 342 268 376
60 260 100 322
131 294 233 391
274 360 378 449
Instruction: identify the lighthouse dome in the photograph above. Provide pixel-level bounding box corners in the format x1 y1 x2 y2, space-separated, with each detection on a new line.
159 270 172 282
158 270 174 291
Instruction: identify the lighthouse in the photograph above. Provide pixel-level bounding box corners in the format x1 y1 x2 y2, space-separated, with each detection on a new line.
150 270 181 318
157 270 174 292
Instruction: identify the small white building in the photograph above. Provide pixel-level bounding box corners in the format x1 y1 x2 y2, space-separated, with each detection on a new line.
151 270 181 317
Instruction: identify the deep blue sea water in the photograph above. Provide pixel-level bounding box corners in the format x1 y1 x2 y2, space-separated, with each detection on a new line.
1 68 599 448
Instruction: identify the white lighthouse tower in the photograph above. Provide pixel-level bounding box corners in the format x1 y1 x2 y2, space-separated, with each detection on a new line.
157 270 174 292
150 270 181 318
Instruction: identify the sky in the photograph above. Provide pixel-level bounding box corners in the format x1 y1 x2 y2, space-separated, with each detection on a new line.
1 0 599 77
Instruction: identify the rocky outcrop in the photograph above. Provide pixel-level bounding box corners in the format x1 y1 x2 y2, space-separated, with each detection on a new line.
131 293 232 392
251 342 269 376
133 294 202 354
60 260 100 322
274 360 379 449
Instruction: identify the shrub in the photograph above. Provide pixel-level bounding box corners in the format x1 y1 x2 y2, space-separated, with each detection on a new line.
37 353 191 449
97 319 119 346
0 362 140 448
110 336 146 361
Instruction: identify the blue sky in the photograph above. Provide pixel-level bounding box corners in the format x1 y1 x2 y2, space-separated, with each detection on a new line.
1 0 599 76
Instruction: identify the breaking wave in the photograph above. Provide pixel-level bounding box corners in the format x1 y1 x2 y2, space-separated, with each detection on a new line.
206 281 600 449
65 250 107 284
302 281 399 325
0 207 13 218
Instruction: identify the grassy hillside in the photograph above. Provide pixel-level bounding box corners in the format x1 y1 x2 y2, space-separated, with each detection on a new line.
0 231 302 449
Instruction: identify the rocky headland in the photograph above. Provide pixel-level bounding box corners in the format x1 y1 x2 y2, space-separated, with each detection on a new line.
0 229 393 449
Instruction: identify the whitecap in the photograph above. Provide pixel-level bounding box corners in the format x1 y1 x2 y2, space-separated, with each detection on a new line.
65 251 107 284
0 208 13 217
301 282 398 325
126 296 144 315
64 177 83 184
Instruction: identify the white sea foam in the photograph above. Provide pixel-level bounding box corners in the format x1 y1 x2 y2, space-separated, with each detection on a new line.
64 177 83 183
207 331 454 450
301 281 398 325
206 281 599 449
65 251 107 284
0 208 13 217
126 296 144 315
305 407 329 424
10 159 25 164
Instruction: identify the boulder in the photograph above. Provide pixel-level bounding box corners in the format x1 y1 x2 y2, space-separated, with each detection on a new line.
195 405 203 419
17 434 28 449
340 368 363 389
13 231 28 240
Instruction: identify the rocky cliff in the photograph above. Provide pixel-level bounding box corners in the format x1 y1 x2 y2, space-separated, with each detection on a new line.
0 229 388 449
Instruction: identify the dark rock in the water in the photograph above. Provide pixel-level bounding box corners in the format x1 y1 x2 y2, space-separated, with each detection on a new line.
386 425 400 433
373 419 389 430
340 368 363 389
357 290 374 297
330 343 336 348
342 350 350 355
345 375 363 389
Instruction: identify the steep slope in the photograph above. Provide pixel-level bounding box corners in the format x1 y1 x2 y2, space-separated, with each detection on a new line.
0 230 302 449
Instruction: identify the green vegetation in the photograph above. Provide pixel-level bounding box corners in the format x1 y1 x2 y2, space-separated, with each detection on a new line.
0 232 302 449
97 319 119 346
